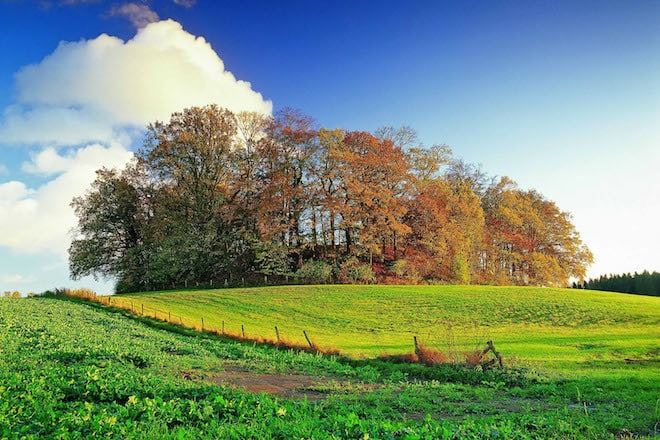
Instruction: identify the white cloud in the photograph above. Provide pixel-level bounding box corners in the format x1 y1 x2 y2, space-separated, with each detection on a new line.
173 0 196 7
0 163 7 175
0 144 134 255
0 106 116 147
22 146 95 176
1 19 272 147
0 18 272 277
21 147 71 175
0 181 34 202
108 3 159 29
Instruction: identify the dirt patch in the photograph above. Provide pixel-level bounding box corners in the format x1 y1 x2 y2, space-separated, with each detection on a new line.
208 366 330 401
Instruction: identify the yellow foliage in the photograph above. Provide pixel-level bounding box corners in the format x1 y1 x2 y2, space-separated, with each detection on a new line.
62 288 98 300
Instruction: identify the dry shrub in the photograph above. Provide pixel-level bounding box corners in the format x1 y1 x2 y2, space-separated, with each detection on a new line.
378 353 420 364
63 288 98 300
463 350 484 368
416 344 448 366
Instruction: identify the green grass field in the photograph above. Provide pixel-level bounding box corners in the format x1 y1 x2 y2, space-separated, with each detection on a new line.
117 285 660 379
2 286 659 438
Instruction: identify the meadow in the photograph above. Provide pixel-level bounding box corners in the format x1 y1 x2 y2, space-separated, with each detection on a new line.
1 286 658 438
115 285 659 379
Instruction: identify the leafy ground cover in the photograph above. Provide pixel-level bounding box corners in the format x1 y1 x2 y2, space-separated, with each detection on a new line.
1 295 658 439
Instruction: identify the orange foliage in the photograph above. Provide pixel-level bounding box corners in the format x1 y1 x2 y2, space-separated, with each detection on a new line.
416 344 449 366
463 350 484 368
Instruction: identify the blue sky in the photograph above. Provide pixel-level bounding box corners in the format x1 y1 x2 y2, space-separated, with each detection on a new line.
1 0 658 293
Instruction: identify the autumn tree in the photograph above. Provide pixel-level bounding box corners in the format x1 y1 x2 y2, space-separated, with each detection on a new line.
481 177 593 286
332 131 411 263
312 128 346 259
70 105 593 291
255 109 317 272
403 177 484 283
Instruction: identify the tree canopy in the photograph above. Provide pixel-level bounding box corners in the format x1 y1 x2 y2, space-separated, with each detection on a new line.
576 271 660 296
70 105 592 292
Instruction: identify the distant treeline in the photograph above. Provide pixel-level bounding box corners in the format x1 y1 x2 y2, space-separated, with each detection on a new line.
573 271 660 296
69 105 592 293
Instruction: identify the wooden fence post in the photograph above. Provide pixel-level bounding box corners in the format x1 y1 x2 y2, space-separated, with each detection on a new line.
480 340 503 369
241 325 245 338
201 317 204 331
303 331 314 351
275 326 280 343
222 320 225 335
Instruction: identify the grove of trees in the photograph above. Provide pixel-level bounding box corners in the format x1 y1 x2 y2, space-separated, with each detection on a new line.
69 105 593 292
575 271 660 296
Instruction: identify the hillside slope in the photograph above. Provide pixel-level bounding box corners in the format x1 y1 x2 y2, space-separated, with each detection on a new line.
118 285 660 376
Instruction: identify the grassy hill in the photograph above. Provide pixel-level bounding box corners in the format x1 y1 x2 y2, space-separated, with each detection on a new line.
116 285 660 378
1 293 659 438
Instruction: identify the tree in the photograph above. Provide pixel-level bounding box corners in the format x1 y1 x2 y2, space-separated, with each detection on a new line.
70 104 593 291
312 128 347 258
70 105 263 291
480 177 593 286
256 108 317 261
141 105 237 227
69 161 153 291
335 131 411 262
403 178 484 283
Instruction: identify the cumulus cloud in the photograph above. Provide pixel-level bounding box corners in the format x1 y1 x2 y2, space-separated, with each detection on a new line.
22 147 80 175
0 181 33 201
1 20 271 146
0 19 271 261
108 3 159 29
0 144 134 255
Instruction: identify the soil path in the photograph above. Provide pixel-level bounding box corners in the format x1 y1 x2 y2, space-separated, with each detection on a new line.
208 366 331 401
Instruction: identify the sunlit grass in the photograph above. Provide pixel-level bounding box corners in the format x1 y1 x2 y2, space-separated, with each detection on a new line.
117 285 660 378
2 293 658 438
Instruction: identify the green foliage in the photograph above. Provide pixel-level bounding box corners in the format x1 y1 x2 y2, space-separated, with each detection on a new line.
451 252 470 284
295 259 334 284
339 257 375 284
254 241 292 277
582 270 660 296
390 259 420 282
390 259 409 278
